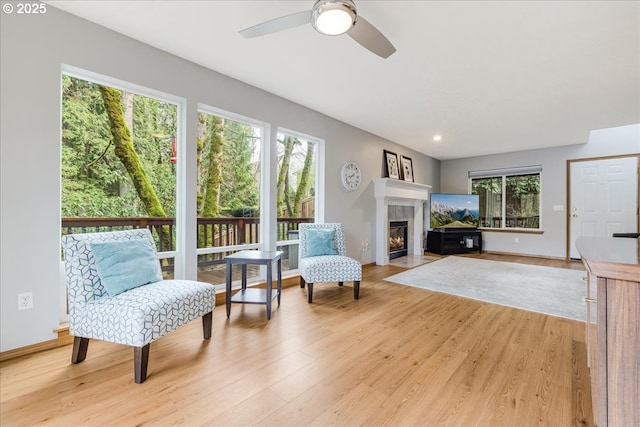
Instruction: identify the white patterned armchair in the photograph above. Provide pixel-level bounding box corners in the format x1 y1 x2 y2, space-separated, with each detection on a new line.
298 223 362 303
61 229 215 383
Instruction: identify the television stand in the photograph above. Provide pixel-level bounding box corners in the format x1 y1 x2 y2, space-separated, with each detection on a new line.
426 229 482 255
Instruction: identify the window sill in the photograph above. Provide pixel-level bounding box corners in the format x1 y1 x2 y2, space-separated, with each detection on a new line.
479 228 544 235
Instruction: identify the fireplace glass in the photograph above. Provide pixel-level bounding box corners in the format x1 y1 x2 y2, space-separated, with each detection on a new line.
389 221 408 259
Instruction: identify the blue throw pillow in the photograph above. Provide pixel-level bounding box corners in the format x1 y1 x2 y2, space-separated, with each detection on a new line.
91 238 163 296
306 229 338 257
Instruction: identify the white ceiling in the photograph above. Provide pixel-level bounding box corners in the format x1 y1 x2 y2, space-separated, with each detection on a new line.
47 1 640 160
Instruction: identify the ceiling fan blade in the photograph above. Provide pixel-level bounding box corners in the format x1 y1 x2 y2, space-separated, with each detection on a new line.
239 10 311 38
348 16 396 58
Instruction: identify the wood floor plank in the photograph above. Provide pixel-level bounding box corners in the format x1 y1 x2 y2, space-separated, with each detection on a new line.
0 254 594 427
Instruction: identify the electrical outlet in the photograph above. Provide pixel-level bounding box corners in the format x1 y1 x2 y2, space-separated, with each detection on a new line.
514 237 519 244
362 240 369 251
18 292 33 310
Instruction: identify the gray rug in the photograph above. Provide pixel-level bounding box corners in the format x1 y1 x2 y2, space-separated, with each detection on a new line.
384 256 590 321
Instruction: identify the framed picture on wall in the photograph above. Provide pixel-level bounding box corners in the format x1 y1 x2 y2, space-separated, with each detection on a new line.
401 156 414 182
384 150 400 179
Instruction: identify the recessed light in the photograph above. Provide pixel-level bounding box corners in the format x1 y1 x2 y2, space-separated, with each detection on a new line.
433 134 442 142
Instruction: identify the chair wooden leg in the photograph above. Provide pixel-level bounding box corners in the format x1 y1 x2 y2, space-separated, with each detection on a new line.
338 281 344 286
307 283 314 303
300 276 306 288
202 311 213 339
134 344 150 384
354 280 360 299
71 337 89 364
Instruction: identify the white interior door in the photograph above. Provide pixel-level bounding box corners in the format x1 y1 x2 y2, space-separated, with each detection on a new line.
569 156 638 259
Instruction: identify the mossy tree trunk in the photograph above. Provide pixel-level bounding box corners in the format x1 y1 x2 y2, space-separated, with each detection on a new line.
99 85 166 217
119 91 135 198
277 136 295 216
284 172 293 217
196 113 208 215
292 142 314 217
201 115 223 218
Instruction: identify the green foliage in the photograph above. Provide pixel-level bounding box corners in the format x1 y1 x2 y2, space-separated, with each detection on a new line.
99 85 166 217
201 115 223 217
506 174 540 197
277 136 295 216
471 176 502 194
62 76 131 216
62 75 313 223
228 206 260 217
471 174 540 225
132 95 177 215
197 112 260 217
292 141 314 216
506 174 540 217
221 120 260 213
276 135 315 217
61 75 176 218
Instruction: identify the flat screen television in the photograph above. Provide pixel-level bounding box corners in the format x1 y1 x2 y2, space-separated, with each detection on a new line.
430 193 480 229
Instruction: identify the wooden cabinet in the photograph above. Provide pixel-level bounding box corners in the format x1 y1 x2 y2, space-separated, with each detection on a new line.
577 237 640 427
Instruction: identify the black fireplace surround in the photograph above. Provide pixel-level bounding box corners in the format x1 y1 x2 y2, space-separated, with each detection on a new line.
389 221 408 259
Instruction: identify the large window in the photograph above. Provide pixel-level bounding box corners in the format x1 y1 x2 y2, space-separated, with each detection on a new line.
190 117 320 284
275 130 318 273
61 69 324 295
195 108 263 284
470 166 541 230
61 73 180 278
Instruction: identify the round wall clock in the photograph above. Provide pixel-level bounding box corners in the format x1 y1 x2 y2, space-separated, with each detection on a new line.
341 161 362 191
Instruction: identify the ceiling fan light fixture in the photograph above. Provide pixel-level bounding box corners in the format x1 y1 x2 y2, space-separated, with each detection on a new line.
311 0 357 36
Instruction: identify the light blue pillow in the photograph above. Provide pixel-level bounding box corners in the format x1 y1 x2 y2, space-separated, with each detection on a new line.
306 229 338 257
91 238 162 296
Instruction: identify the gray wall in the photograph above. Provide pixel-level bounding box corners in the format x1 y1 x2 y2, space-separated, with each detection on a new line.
440 124 639 258
0 6 440 351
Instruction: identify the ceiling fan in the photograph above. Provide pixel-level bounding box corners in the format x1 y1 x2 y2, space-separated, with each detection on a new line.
239 0 396 59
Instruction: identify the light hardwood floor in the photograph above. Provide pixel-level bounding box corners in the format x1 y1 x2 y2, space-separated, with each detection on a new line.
0 254 593 426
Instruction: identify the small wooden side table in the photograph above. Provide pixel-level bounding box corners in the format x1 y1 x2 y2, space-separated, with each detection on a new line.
224 250 284 320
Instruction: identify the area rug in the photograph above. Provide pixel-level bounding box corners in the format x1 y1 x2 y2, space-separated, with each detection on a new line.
384 256 589 321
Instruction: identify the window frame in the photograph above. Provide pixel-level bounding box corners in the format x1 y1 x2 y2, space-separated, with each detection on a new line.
469 166 543 232
60 64 186 269
196 103 269 258
274 127 325 274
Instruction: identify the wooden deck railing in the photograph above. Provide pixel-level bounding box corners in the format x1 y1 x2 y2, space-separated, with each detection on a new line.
61 216 313 269
62 217 312 244
479 216 540 229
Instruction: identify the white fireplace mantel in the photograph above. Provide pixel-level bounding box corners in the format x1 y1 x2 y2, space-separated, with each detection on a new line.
374 178 431 265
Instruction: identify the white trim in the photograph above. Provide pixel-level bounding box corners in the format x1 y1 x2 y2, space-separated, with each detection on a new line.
276 239 299 247
373 178 431 265
174 96 189 279
316 138 326 223
59 66 188 291
196 244 260 255
61 64 184 106
468 165 542 178
198 103 267 130
158 251 177 259
197 104 270 281
468 168 543 231
262 125 276 253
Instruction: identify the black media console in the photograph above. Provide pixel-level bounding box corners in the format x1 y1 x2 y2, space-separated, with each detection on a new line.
426 229 482 255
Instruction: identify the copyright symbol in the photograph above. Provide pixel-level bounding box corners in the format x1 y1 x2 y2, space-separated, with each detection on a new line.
3 3 14 14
